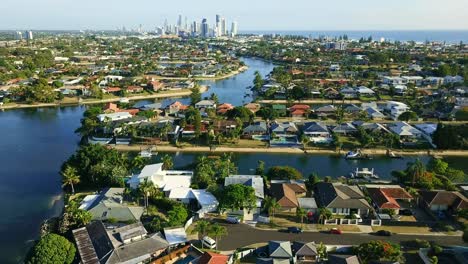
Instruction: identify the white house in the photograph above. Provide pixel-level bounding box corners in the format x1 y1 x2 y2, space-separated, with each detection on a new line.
382 77 406 86
388 122 422 138
195 100 216 110
385 101 409 120
97 112 132 122
127 163 193 192
444 75 464 84
168 188 219 215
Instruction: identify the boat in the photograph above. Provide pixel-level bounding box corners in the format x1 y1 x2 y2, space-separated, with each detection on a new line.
345 149 373 160
119 97 130 104
349 168 379 179
387 150 403 159
139 146 157 158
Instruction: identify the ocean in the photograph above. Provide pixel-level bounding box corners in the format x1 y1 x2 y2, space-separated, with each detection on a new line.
240 30 468 43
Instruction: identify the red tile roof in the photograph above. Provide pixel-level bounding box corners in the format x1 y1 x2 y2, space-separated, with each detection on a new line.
367 187 413 209
198 252 229 264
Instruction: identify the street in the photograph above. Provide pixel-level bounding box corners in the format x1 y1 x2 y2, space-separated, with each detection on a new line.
216 223 467 251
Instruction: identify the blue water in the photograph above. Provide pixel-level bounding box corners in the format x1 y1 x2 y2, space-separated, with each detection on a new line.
241 30 468 43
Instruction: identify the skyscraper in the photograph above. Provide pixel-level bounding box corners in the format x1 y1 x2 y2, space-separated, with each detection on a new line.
177 14 183 28
15 31 23 40
216 14 221 24
201 18 209 38
26 30 33 41
231 22 238 37
221 18 227 36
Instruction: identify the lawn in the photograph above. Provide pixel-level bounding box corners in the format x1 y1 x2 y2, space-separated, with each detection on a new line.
315 224 361 232
372 226 432 234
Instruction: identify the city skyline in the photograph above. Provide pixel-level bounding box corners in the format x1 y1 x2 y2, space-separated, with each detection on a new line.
2 0 468 31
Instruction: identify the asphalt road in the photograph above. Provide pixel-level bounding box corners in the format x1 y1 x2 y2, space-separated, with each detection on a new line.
216 223 467 251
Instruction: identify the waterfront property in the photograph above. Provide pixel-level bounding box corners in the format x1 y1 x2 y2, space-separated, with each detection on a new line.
127 163 193 191
79 188 144 222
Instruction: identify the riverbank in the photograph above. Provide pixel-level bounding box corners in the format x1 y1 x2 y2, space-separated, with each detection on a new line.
147 65 249 81
0 85 208 110
111 144 468 157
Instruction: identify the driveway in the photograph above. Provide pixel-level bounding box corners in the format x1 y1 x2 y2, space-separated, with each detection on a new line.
216 223 466 251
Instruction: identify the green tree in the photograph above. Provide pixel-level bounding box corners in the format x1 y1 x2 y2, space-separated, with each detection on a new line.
209 224 227 250
218 184 257 213
354 240 402 263
192 220 211 248
426 158 448 175
226 106 254 122
305 172 320 192
255 160 265 176
61 165 80 194
253 71 264 90
398 111 418 121
161 154 174 170
139 179 158 208
263 195 281 223
131 156 147 171
189 86 202 105
317 207 332 224
296 207 307 228
27 234 76 264
167 204 188 226
266 166 302 181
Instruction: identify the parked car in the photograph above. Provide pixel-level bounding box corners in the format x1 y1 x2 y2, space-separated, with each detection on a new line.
202 236 216 249
329 228 342 235
287 227 302 233
374 230 392 236
226 216 240 224
399 209 412 216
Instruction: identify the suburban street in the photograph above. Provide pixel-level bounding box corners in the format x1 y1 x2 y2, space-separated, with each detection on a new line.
217 224 467 250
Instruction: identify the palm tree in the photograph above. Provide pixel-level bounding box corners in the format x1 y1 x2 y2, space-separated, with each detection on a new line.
407 159 425 186
300 134 310 150
61 165 80 194
131 156 147 172
263 196 281 224
296 207 307 228
192 220 211 248
138 179 157 208
161 154 173 170
209 224 227 250
317 207 332 224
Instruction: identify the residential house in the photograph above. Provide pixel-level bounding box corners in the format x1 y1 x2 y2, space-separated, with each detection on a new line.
382 77 406 86
163 227 188 246
352 122 390 134
195 100 216 110
357 86 375 97
127 85 144 93
243 122 268 137
244 103 261 114
167 101 189 115
387 122 422 140
444 75 464 84
270 122 298 135
73 221 169 264
128 163 193 192
225 175 265 207
418 190 468 213
272 104 287 116
324 88 340 99
198 252 230 264
97 112 133 122
340 87 358 99
297 198 318 214
363 106 386 120
148 80 164 91
366 186 413 214
289 104 310 118
302 121 331 143
314 105 336 118
270 183 306 212
262 241 294 263
212 120 237 135
292 241 318 263
327 254 361 264
385 101 409 120
216 103 234 115
332 123 358 135
168 188 218 215
314 182 373 217
79 188 144 222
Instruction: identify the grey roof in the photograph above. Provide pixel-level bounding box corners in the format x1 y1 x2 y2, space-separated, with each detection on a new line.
292 241 317 257
344 104 361 113
364 107 385 118
107 233 169 264
303 122 329 133
314 105 336 113
225 175 264 199
270 122 298 134
139 103 162 110
86 188 144 222
328 254 361 264
314 183 371 210
332 123 357 133
256 258 290 264
243 122 268 134
268 241 292 258
74 221 169 264
298 198 318 209
112 222 147 242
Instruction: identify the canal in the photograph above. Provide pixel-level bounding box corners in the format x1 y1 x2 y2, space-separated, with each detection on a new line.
0 57 466 263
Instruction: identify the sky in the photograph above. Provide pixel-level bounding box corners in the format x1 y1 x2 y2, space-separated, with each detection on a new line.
2 0 468 31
